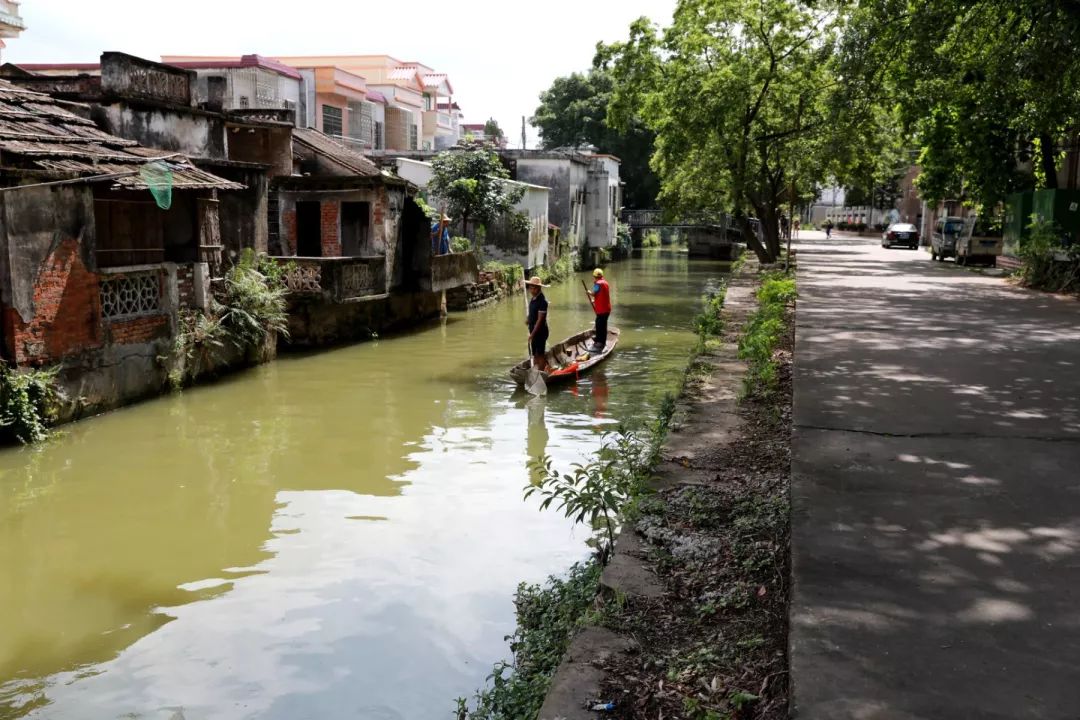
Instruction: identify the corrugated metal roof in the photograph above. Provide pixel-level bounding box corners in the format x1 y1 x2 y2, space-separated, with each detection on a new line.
292 127 381 178
0 77 241 190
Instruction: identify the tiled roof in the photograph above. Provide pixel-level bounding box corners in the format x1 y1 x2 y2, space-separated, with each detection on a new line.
0 78 242 190
389 66 418 81
292 127 381 178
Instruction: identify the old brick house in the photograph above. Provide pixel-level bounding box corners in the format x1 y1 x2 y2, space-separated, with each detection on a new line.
1 52 478 367
0 78 242 421
271 127 478 345
1 52 291 264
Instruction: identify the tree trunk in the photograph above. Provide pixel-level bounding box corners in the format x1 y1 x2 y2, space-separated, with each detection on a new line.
762 204 782 259
1040 132 1059 189
737 209 774 263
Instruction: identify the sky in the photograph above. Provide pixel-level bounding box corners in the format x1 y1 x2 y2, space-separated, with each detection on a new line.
3 0 677 148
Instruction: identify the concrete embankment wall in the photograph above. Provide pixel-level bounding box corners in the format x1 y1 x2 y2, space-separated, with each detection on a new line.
282 290 443 347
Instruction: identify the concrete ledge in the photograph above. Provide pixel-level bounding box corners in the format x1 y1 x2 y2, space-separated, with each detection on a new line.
538 628 638 720
600 530 665 600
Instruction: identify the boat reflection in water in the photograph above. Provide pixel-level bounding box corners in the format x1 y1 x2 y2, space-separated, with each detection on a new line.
590 372 610 419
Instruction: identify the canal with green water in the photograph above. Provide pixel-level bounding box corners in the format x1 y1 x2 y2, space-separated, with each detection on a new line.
0 249 727 720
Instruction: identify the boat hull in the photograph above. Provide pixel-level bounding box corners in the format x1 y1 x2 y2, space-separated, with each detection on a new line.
510 327 620 386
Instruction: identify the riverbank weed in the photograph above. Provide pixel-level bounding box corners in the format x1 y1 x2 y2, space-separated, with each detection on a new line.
167 251 289 390
535 252 574 285
738 273 795 397
454 562 601 720
218 250 290 349
482 260 524 291
0 364 58 444
526 427 655 563
694 283 728 339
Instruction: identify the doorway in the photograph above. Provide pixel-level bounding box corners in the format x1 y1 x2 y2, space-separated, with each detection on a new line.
296 201 322 257
341 201 371 256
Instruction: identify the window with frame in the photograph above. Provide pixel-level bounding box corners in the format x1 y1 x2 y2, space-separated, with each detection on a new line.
374 121 384 150
322 105 343 137
409 124 418 150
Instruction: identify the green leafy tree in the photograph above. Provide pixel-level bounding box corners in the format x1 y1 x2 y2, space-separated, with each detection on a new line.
839 0 1080 207
604 1 845 262
532 69 660 208
428 145 525 240
483 118 505 144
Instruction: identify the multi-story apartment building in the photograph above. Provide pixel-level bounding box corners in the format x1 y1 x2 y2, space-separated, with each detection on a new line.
274 55 455 152
161 55 303 118
0 0 25 62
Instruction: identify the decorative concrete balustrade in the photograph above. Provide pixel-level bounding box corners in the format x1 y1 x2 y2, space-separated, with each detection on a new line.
273 256 388 303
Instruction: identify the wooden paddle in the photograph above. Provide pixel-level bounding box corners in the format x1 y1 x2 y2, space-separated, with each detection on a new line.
581 279 597 312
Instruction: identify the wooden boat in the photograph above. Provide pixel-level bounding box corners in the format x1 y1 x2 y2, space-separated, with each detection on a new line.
510 327 620 386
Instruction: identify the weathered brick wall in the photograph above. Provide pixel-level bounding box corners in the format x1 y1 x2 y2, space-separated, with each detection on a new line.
281 208 297 255
105 315 169 345
5 236 103 365
321 200 341 257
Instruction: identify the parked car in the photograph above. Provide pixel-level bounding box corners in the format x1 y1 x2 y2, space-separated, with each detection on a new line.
931 216 965 262
881 223 920 249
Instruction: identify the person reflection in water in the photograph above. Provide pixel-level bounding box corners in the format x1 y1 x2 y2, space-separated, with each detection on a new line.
525 396 549 482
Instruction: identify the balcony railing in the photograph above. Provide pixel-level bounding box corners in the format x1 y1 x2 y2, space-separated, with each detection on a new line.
422 111 455 135
272 256 388 302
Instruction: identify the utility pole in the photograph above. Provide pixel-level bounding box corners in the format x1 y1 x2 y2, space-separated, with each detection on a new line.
521 116 527 151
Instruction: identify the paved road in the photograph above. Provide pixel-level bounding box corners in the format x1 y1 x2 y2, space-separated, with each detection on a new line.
789 232 1080 719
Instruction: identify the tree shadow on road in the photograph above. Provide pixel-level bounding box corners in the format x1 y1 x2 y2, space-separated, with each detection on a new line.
789 235 1080 719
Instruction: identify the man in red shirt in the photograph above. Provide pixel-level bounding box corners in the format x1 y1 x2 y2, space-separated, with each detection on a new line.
586 268 612 352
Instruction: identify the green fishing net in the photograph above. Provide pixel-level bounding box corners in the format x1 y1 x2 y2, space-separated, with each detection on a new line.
139 161 173 210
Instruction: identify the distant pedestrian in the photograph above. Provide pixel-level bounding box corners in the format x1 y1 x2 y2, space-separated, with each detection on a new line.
824 220 833 239
586 268 612 353
793 218 801 236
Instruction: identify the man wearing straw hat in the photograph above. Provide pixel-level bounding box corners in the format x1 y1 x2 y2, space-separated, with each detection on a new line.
524 276 550 372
